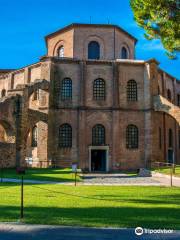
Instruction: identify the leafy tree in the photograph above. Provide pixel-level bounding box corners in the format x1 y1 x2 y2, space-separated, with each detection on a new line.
130 0 180 58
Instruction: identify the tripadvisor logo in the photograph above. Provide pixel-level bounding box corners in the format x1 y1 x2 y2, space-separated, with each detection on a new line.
135 227 143 236
135 227 174 235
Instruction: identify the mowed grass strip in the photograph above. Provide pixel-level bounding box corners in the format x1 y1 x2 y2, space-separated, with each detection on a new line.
0 183 180 229
1 168 81 182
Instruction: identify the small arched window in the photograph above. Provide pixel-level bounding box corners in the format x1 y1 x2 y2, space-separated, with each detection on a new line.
127 80 138 101
33 89 39 101
57 46 64 58
88 41 100 60
92 124 105 145
168 129 173 148
1 89 6 98
167 89 171 101
59 124 72 148
93 79 106 100
32 126 38 147
121 47 128 59
60 78 72 101
126 125 138 149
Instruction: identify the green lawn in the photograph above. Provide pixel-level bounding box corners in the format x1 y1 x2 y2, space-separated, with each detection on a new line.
154 166 180 177
0 183 180 229
0 168 81 182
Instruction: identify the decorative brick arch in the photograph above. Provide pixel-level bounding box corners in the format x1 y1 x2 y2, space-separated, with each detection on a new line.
53 40 65 56
84 35 105 59
0 120 15 143
154 95 180 125
27 79 50 98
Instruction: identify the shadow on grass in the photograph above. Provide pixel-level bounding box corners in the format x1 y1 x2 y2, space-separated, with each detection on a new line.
1 168 81 182
0 205 179 229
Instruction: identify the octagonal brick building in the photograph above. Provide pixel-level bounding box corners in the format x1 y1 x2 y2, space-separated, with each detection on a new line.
0 23 180 171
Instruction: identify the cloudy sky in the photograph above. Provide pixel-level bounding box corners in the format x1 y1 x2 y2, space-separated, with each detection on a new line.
0 0 179 79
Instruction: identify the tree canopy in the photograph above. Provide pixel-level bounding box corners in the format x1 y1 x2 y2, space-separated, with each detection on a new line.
130 0 180 58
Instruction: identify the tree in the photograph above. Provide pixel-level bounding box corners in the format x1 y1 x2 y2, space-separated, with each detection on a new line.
130 0 180 58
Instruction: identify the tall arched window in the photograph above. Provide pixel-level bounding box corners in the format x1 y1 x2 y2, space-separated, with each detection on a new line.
31 126 38 147
168 129 173 148
59 124 72 148
88 41 100 59
60 78 72 100
177 94 180 106
127 80 137 101
167 89 171 101
126 125 138 149
92 124 105 145
93 79 106 100
1 89 6 98
159 127 162 149
57 46 64 57
121 47 128 59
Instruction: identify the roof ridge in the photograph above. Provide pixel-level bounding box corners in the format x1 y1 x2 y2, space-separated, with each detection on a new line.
45 23 137 43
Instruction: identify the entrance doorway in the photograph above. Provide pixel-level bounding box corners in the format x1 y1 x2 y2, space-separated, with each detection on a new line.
91 150 106 172
168 149 174 164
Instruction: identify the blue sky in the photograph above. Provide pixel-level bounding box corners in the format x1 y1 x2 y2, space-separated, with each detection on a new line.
0 0 179 79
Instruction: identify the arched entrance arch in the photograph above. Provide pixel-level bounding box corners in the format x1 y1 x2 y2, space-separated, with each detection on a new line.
0 120 16 167
27 79 50 111
154 95 180 125
0 120 15 143
25 120 48 167
153 95 180 163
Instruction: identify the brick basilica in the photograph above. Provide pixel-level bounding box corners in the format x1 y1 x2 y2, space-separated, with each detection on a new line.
0 23 180 171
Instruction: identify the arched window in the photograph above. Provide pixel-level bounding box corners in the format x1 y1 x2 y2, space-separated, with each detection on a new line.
159 127 162 149
93 79 106 100
167 89 171 101
57 46 64 58
121 47 128 59
33 89 39 101
168 129 173 148
59 124 72 148
92 124 105 145
1 89 6 98
127 80 137 101
31 126 37 147
126 125 138 149
88 41 100 60
177 94 180 106
60 78 72 101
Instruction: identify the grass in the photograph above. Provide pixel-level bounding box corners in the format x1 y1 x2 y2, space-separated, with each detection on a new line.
0 168 81 182
154 166 180 177
0 183 180 229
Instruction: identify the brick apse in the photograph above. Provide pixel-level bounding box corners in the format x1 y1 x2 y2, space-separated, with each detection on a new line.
0 23 180 171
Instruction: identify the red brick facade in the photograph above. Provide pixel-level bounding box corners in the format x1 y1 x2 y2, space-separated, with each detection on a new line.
0 24 179 171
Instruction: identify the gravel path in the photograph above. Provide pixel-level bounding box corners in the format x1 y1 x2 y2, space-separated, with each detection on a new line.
1 173 180 186
82 174 162 186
